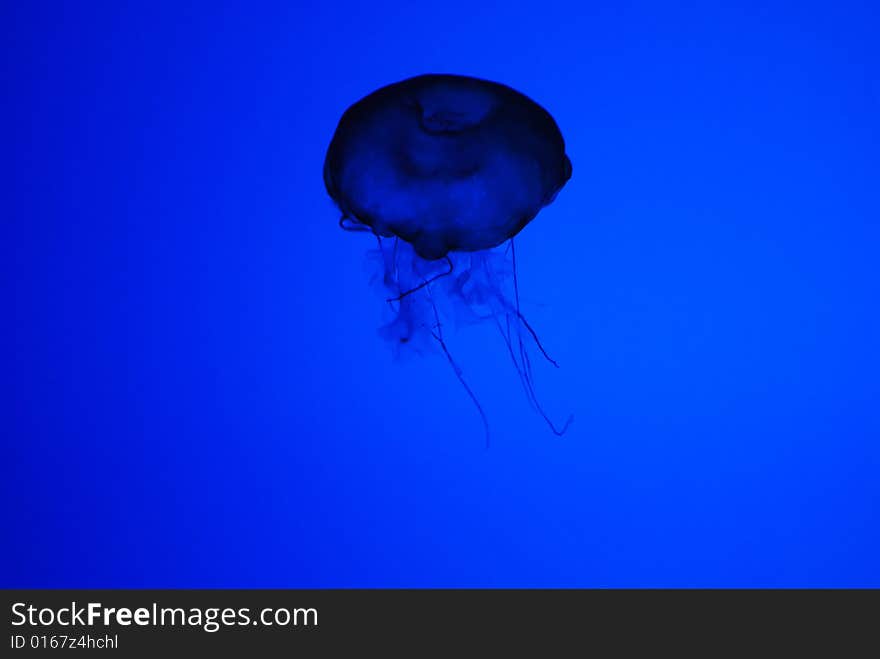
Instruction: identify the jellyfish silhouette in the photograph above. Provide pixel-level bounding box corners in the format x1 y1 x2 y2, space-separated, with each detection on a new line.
324 74 572 444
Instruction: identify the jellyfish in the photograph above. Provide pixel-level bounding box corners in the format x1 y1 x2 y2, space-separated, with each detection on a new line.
324 74 572 443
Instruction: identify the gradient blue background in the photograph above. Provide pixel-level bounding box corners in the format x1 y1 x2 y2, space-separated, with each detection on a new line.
4 1 878 587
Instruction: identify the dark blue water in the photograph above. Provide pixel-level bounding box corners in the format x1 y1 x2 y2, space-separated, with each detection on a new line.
4 1 878 586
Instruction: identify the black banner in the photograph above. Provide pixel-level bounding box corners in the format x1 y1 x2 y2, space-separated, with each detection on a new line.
2 590 877 653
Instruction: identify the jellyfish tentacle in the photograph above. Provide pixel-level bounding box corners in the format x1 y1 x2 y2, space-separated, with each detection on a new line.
386 255 453 302
493 314 540 415
514 311 560 368
474 240 572 435
504 239 573 436
510 238 560 368
427 284 491 448
492 312 573 437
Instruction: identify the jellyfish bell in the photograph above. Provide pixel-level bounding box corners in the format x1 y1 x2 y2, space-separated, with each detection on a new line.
325 73 571 260
324 73 573 442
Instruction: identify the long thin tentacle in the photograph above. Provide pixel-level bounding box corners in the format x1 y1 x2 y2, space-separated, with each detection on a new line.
386 256 454 302
508 238 573 436
427 284 491 448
